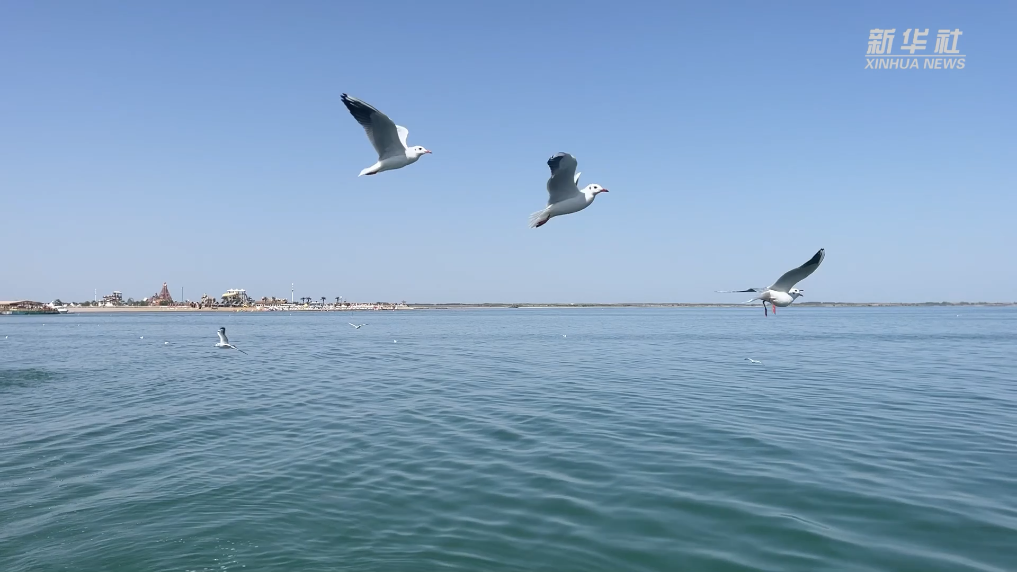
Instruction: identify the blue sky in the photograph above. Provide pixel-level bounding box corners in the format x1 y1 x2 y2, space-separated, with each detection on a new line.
1 1 1014 303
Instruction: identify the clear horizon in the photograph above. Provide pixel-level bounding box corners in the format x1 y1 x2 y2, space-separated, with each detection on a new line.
2 1 1014 304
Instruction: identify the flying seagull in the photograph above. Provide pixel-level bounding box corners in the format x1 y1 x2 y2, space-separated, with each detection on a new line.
744 358 761 364
349 323 368 329
215 327 248 354
529 153 608 228
341 93 431 177
718 248 825 316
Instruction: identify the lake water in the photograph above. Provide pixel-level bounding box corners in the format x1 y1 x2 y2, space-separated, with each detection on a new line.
1 307 1015 571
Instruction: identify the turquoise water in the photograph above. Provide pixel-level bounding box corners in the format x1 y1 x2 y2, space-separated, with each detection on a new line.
1 308 1015 571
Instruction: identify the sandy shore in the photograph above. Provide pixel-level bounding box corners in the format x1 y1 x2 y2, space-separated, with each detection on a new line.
65 306 413 313
58 302 1015 314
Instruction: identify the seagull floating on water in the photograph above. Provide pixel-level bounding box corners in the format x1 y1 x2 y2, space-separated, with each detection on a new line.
215 327 248 354
341 93 431 177
349 323 368 329
744 358 762 364
529 153 608 228
718 248 825 316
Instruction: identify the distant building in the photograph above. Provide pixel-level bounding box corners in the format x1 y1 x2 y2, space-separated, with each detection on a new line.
102 291 124 307
151 282 174 304
1 300 59 315
199 294 217 308
221 289 253 307
256 296 287 307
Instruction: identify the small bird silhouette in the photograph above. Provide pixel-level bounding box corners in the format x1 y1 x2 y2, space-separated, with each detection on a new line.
744 358 762 364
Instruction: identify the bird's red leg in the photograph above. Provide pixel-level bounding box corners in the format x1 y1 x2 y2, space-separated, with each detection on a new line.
772 304 777 314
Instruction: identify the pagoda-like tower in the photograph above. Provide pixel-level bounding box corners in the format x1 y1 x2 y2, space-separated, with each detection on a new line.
157 282 173 302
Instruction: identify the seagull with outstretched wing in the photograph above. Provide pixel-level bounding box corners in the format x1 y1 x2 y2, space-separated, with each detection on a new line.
214 327 248 354
341 93 431 177
529 152 609 228
718 248 825 316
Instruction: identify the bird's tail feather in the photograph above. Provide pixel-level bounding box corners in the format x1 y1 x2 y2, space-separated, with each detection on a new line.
528 207 551 228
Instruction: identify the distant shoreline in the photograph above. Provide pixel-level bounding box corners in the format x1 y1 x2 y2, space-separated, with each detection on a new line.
412 302 1015 309
34 301 1017 314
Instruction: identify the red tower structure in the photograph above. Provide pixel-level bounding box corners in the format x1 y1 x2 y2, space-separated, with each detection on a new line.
151 282 174 304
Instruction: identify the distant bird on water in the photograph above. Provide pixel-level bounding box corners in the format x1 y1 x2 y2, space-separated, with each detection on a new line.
341 93 431 177
718 248 825 316
529 153 608 228
215 327 248 354
349 323 368 329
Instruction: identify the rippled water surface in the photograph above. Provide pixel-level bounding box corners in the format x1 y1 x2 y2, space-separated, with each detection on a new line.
1 307 1015 571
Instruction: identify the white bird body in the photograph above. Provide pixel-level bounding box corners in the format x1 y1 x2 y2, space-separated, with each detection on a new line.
341 94 430 177
215 327 247 354
358 153 422 177
718 249 825 316
530 153 608 228
349 323 368 329
756 290 797 307
545 190 597 217
745 358 762 364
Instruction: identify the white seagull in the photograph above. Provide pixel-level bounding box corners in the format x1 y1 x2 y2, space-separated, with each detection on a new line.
718 248 825 316
529 153 608 228
341 93 431 177
744 358 762 364
349 323 368 329
215 327 248 354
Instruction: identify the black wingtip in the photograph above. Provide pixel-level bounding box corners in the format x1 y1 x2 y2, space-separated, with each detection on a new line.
341 94 374 124
547 152 569 171
803 248 825 267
